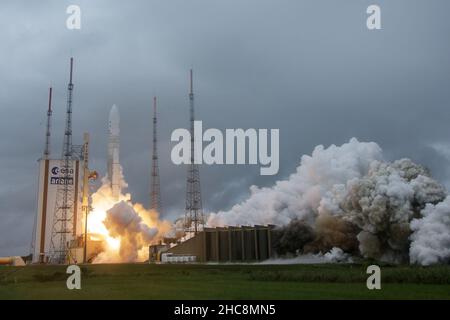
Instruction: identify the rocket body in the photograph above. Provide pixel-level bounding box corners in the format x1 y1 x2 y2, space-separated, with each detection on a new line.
108 105 121 199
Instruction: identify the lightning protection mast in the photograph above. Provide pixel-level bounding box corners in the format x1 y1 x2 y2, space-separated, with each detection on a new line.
184 69 204 236
49 58 76 264
150 96 162 213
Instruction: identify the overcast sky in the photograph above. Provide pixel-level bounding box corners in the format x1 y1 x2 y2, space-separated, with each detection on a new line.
1 0 450 256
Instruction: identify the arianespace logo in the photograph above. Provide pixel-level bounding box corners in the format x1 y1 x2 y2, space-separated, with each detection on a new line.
50 166 74 185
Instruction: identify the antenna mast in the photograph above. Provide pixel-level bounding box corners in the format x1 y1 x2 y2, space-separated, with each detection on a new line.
82 133 90 263
43 87 52 159
185 69 204 235
49 58 77 264
150 96 162 213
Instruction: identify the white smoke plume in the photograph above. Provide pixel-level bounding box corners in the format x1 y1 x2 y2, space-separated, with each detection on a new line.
208 138 383 226
103 201 158 262
324 247 353 263
258 254 329 265
89 172 172 263
410 196 450 265
339 159 446 263
258 248 352 265
207 138 449 265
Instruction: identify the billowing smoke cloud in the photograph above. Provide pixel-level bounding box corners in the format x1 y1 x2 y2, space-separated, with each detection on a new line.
89 171 172 263
305 214 359 254
272 219 315 255
208 138 383 226
103 201 158 262
207 138 450 265
324 247 353 263
338 159 446 263
410 196 450 265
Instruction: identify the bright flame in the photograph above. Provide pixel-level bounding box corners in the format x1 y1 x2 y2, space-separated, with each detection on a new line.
85 177 172 263
106 236 120 251
88 181 130 255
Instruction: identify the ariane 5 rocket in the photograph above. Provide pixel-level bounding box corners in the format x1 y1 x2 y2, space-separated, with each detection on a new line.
108 104 121 199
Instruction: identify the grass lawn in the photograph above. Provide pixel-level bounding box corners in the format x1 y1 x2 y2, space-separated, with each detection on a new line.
0 263 449 300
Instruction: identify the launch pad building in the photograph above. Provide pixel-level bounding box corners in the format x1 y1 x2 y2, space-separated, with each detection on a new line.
32 158 83 263
150 225 276 263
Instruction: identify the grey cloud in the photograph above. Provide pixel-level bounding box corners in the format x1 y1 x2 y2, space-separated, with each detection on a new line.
1 0 450 255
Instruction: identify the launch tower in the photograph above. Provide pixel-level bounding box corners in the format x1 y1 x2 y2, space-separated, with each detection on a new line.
49 58 80 264
185 69 204 235
150 97 162 213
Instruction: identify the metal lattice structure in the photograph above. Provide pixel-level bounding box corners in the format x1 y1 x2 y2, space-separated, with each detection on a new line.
185 69 204 235
43 87 52 159
150 96 162 213
49 58 77 264
81 133 91 264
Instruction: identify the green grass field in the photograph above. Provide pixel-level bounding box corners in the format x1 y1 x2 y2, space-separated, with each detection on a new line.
1 263 449 300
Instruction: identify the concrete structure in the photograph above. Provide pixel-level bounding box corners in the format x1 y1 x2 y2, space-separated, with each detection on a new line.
151 225 275 263
32 158 82 263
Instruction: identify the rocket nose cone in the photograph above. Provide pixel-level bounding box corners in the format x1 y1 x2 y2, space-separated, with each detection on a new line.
109 104 120 135
109 104 120 122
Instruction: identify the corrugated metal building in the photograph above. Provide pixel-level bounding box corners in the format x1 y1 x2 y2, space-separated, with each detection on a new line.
156 225 275 263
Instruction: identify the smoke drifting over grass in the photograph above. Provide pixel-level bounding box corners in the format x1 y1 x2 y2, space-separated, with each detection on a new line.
208 138 450 265
339 159 446 263
271 219 315 255
410 196 450 265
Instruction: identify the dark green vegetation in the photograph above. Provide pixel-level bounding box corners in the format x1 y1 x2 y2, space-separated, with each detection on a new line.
0 263 449 300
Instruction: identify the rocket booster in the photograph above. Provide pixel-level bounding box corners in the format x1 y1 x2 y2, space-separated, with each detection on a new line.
108 104 121 199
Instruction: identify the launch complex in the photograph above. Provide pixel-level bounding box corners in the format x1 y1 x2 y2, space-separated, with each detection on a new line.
32 58 98 264
28 58 275 265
